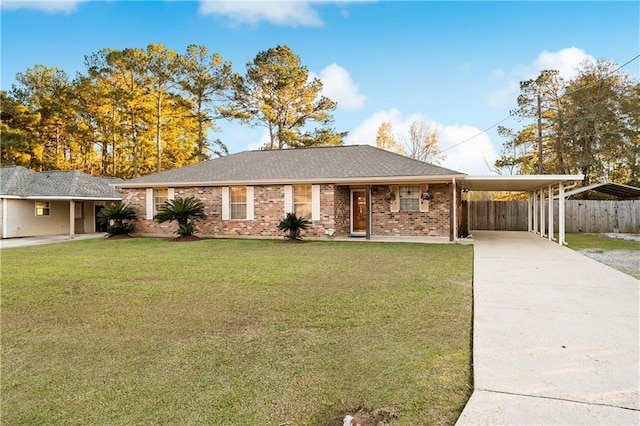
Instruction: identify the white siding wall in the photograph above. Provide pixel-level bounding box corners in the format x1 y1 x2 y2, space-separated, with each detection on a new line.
3 199 70 238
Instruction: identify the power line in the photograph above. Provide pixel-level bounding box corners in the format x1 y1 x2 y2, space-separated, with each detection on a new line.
439 116 512 154
440 53 640 154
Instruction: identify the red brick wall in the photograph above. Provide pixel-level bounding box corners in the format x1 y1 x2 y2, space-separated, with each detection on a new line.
370 184 452 237
122 185 338 239
333 185 350 236
122 183 456 239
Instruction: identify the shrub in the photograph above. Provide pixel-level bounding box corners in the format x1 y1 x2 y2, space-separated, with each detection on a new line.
278 212 310 240
154 196 206 237
97 202 138 236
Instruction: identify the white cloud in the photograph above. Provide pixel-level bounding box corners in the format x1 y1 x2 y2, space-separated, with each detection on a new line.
534 47 595 80
346 109 499 175
310 63 366 110
439 125 499 175
199 0 323 27
487 47 596 108
1 0 86 13
344 109 402 145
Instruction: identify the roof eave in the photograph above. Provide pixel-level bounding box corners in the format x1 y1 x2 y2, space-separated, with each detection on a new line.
114 174 468 189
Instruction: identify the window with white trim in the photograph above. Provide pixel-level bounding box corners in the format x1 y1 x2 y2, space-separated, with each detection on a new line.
35 201 50 216
399 185 420 211
293 184 312 220
230 186 247 220
154 188 168 215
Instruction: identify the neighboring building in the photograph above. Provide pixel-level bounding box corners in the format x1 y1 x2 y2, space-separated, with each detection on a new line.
115 145 468 240
1 166 122 238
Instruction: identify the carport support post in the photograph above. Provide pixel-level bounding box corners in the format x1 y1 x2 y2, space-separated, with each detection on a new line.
69 200 75 239
559 183 566 246
539 189 545 237
532 191 538 234
527 193 533 232
548 185 554 241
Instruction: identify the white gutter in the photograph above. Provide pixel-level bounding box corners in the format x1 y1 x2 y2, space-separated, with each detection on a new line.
113 174 468 189
22 196 122 201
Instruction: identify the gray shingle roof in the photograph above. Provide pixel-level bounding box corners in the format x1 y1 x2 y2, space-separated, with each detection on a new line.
1 166 122 199
119 145 465 187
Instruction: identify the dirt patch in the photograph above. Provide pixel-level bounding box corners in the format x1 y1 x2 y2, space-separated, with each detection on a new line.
106 234 132 240
171 235 202 242
328 402 401 426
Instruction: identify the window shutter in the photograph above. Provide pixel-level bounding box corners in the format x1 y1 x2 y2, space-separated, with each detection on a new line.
419 184 429 213
168 188 175 200
146 188 154 219
246 186 254 220
221 187 230 220
311 184 321 221
390 185 400 213
284 185 293 215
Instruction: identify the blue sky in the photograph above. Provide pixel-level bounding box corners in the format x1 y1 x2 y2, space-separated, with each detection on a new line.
1 1 639 174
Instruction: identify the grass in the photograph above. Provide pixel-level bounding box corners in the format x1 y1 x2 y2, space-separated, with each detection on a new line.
1 238 473 425
565 233 640 251
566 232 640 279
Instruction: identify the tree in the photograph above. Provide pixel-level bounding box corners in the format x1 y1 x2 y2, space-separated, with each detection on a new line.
222 45 346 149
145 43 183 172
404 120 443 164
495 60 640 185
179 44 232 161
0 91 39 166
278 212 310 240
562 60 637 185
154 196 206 237
375 120 444 164
11 65 75 170
376 121 402 154
97 202 138 236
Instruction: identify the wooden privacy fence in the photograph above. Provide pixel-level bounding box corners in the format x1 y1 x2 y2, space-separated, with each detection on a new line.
470 200 640 233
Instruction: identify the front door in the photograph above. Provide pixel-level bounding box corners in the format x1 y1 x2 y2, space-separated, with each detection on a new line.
350 189 367 235
74 202 85 234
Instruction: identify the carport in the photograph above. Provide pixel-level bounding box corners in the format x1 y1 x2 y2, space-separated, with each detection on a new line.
460 174 584 245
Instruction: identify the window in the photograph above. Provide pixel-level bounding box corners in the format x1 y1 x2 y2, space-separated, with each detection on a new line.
399 185 420 211
154 188 168 214
35 201 50 216
230 186 247 219
293 185 312 219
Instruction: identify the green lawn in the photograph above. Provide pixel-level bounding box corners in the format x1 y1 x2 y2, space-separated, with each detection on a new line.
565 233 640 251
566 233 640 279
1 238 473 425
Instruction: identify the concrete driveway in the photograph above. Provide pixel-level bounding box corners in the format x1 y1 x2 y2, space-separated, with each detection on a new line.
0 233 107 249
457 231 639 425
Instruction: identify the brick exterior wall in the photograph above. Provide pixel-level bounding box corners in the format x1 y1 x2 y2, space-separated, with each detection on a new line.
122 182 459 239
370 184 452 238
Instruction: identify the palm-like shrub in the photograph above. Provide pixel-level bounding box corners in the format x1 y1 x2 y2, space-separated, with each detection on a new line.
278 212 310 240
154 196 206 236
97 202 138 236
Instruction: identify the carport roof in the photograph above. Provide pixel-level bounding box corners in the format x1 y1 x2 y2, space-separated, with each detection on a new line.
460 175 584 192
563 182 640 199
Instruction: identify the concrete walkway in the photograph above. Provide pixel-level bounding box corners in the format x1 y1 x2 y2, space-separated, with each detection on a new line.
0 233 107 249
457 231 640 425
